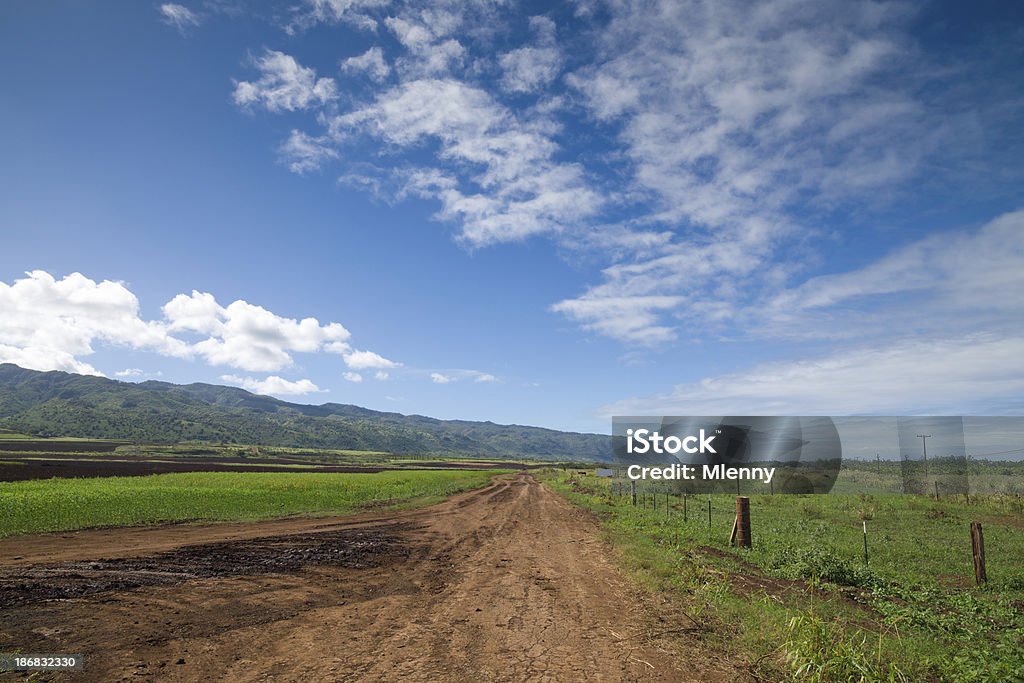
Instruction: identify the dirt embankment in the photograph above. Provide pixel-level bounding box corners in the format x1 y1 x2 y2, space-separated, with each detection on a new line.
0 473 736 682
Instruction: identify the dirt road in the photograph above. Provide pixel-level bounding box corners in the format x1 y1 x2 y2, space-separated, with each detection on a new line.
0 474 736 681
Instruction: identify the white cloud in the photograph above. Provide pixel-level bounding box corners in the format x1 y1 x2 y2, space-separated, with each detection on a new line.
383 14 468 78
288 0 389 33
764 209 1024 328
601 334 1024 417
280 130 338 174
229 0 1014 354
374 370 389 380
233 50 337 113
342 349 399 369
159 3 200 32
343 371 364 382
341 47 391 81
499 17 561 94
0 271 190 376
331 78 602 245
115 368 143 378
499 46 561 94
551 295 683 345
0 270 399 381
550 0 934 342
426 369 496 384
221 374 325 396
163 291 352 372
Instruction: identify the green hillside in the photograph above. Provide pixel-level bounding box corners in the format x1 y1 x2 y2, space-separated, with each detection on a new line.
0 364 609 460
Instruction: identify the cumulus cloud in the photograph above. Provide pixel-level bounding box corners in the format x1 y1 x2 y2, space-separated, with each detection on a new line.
233 50 337 113
221 374 325 396
343 371 363 382
342 349 400 370
0 270 398 381
0 271 190 375
159 3 200 32
374 370 389 380
163 291 352 372
430 372 453 384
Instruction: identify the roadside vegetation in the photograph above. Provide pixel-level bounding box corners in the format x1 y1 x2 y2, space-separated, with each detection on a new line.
542 467 1024 682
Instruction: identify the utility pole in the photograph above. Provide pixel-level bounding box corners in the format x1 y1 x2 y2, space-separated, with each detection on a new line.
917 434 931 477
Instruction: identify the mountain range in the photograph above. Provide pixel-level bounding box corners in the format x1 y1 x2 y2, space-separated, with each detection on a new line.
0 364 610 460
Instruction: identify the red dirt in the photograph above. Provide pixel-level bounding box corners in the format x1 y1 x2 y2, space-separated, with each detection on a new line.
0 473 737 682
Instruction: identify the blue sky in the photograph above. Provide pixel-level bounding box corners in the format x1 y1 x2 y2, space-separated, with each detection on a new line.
1 0 1022 434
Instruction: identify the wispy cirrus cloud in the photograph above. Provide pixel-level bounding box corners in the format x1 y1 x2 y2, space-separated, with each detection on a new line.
159 3 201 33
609 209 1024 415
552 0 934 343
328 77 603 245
230 0 1022 366
601 334 1024 417
429 369 496 384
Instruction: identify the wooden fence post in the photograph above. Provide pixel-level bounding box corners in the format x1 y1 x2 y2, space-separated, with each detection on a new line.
735 496 751 549
971 522 987 585
631 480 637 507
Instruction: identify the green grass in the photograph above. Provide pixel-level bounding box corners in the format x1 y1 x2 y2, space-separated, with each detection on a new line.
0 431 34 440
0 469 504 537
542 470 1024 682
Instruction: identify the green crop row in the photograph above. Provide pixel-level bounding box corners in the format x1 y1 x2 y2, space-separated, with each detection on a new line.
0 469 503 537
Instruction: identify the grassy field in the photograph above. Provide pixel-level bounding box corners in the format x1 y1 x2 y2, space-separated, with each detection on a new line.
543 469 1024 682
0 469 503 537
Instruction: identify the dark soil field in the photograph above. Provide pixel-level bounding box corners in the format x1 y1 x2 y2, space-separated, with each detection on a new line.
0 454 528 482
0 441 121 453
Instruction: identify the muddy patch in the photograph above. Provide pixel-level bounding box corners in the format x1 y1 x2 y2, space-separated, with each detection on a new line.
0 525 413 608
